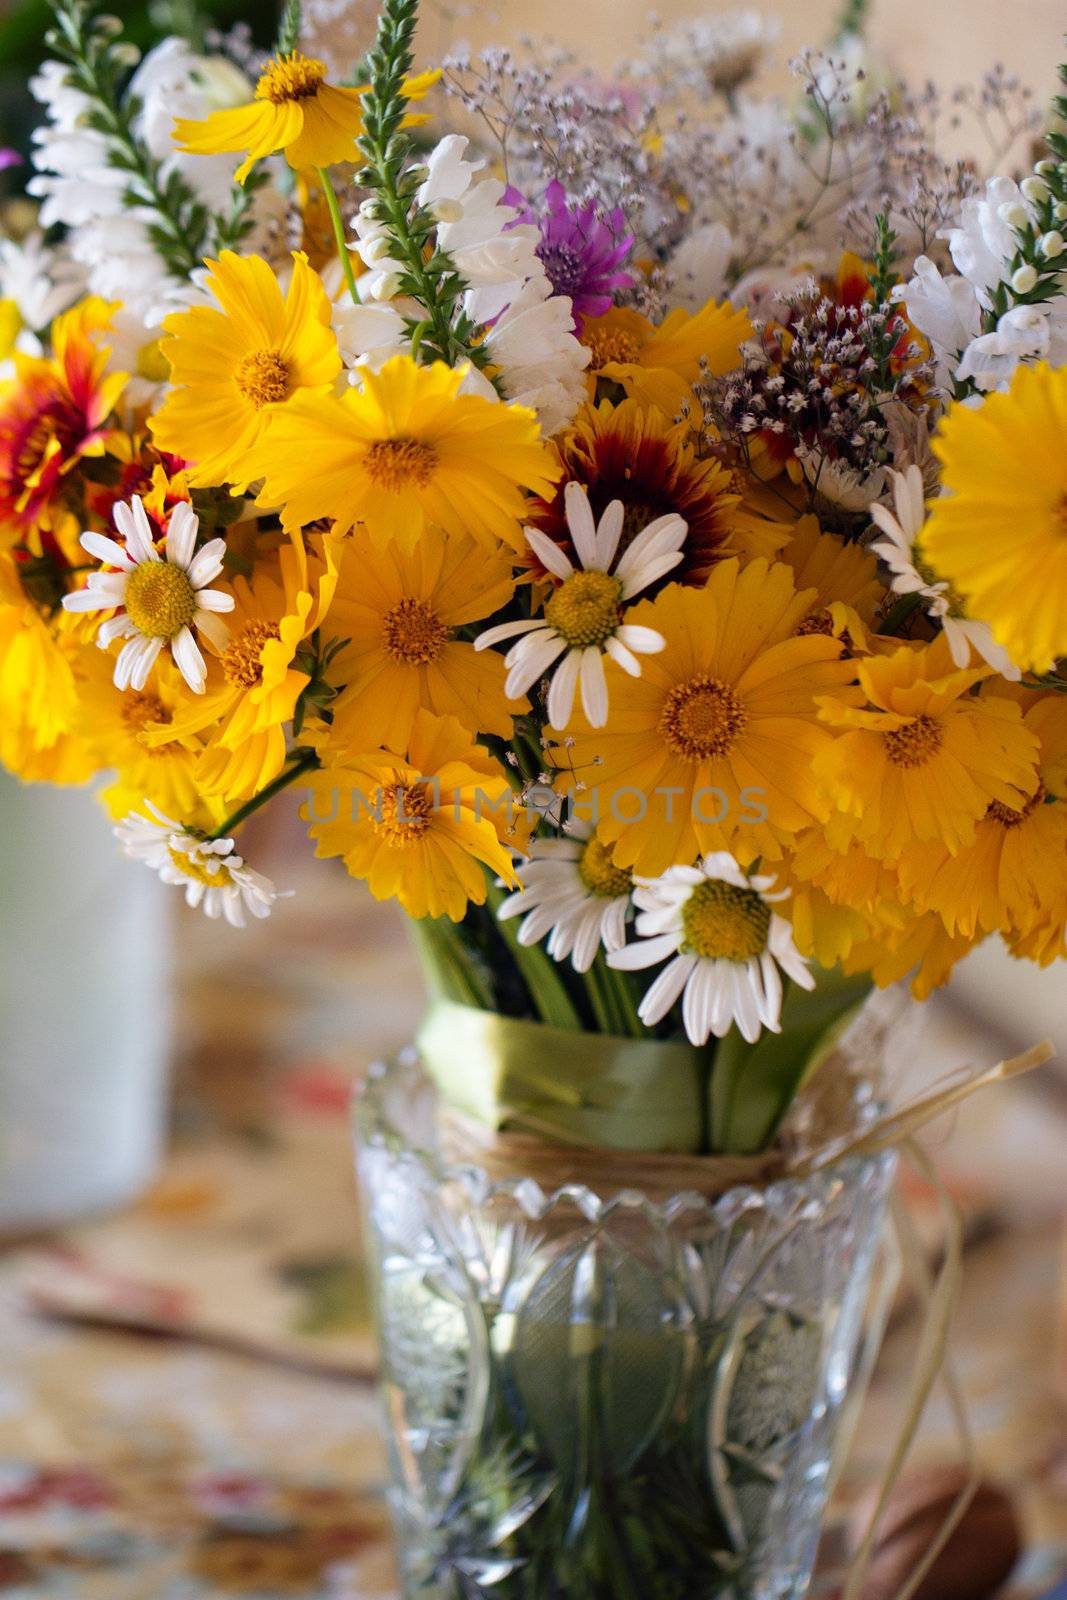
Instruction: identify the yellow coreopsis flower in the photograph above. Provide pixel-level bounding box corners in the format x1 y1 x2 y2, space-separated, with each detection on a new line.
173 49 438 184
923 361 1067 673
554 557 855 876
78 653 212 822
145 530 339 804
0 550 96 783
150 251 341 492
254 355 559 553
814 634 1041 860
303 708 522 921
579 299 752 417
326 527 523 751
779 514 884 650
896 688 1067 944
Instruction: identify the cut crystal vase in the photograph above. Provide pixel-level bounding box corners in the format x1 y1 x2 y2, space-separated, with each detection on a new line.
355 1049 895 1600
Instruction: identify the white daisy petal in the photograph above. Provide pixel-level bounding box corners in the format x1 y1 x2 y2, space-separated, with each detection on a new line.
80 531 135 570
194 609 231 652
604 636 642 676
475 618 546 651
124 496 160 564
614 624 665 656
608 932 680 971
638 953 698 1027
579 647 609 727
187 538 228 589
546 648 582 731
594 499 625 570
505 631 566 698
171 624 207 693
564 481 600 568
195 587 235 613
165 501 198 569
524 525 575 581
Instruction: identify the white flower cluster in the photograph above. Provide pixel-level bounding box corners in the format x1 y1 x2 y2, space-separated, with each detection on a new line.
0 230 83 374
342 133 589 436
900 173 1067 396
116 804 283 927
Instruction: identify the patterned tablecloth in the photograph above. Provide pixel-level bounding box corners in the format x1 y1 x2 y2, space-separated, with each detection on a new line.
2 827 1067 1598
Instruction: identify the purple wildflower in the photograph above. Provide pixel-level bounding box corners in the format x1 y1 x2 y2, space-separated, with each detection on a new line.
504 178 635 327
0 149 22 173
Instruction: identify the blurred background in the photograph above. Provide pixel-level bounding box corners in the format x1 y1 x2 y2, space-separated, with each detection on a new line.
0 1 1066 1596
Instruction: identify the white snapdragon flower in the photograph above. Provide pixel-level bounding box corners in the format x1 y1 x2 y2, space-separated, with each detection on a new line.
460 270 590 436
893 256 981 390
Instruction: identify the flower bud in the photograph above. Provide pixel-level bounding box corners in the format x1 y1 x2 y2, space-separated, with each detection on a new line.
363 234 395 263
1039 230 1065 259
1035 159 1058 177
1021 175 1048 204
372 271 403 301
431 198 464 224
1011 263 1039 294
998 202 1030 231
358 197 381 220
1054 200 1067 222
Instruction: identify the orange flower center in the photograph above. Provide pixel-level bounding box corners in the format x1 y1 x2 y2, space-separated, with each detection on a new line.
381 597 450 664
883 714 944 768
364 437 438 492
235 349 291 409
224 620 281 687
577 834 632 898
659 674 747 761
544 570 622 647
125 561 197 639
121 691 172 745
256 50 328 104
373 782 434 846
682 879 770 962
986 782 1047 828
581 326 644 369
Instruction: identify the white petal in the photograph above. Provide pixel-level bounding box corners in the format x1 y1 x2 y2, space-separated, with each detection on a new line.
505 632 565 698
171 625 207 693
524 525 575 581
475 617 546 651
608 931 680 971
620 554 683 599
63 586 117 613
614 624 665 656
195 586 235 613
546 648 582 731
165 501 198 569
80 531 134 570
639 953 698 1027
187 538 227 589
121 496 159 564
564 481 599 569
682 960 714 1046
194 609 230 651
604 636 641 676
116 633 160 691
594 499 625 570
98 614 136 646
579 647 609 727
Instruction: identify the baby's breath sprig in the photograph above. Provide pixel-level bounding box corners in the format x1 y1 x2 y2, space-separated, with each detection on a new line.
356 0 500 382
44 0 211 279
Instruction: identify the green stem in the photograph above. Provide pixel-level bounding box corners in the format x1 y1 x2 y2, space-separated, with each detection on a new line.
880 590 923 635
409 914 495 1008
317 168 360 303
209 748 319 840
485 877 582 1031
581 958 617 1035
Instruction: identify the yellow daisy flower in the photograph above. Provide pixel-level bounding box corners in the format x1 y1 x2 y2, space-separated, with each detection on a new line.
0 549 95 782
814 634 1041 861
779 514 884 650
842 910 978 1001
326 527 523 751
554 557 855 876
78 652 212 822
150 251 341 492
303 708 521 921
144 530 339 804
173 50 438 185
896 688 1067 941
924 361 1067 673
579 299 751 418
254 354 559 553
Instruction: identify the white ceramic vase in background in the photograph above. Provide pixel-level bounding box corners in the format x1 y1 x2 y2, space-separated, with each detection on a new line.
0 772 172 1233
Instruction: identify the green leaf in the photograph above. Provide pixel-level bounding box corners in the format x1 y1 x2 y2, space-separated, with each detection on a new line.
709 968 873 1155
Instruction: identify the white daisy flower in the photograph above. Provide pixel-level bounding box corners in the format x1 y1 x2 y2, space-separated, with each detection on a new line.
474 482 686 730
496 819 632 972
869 465 1020 680
607 853 814 1046
115 803 282 928
62 495 234 694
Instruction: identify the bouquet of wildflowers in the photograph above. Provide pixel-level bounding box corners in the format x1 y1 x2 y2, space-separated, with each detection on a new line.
3 0 1065 1155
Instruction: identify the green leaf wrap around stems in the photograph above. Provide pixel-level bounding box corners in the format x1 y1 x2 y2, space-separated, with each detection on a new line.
417 999 709 1152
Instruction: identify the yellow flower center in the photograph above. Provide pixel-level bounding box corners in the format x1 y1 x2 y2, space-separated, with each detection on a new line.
544 569 623 648
659 675 747 761
168 847 232 887
234 349 291 409
681 878 771 962
256 50 328 104
224 620 281 688
581 326 644 369
577 834 632 898
373 782 434 846
121 691 172 745
987 782 1047 828
364 437 438 492
124 561 197 639
883 714 944 768
381 597 451 664
796 608 835 637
